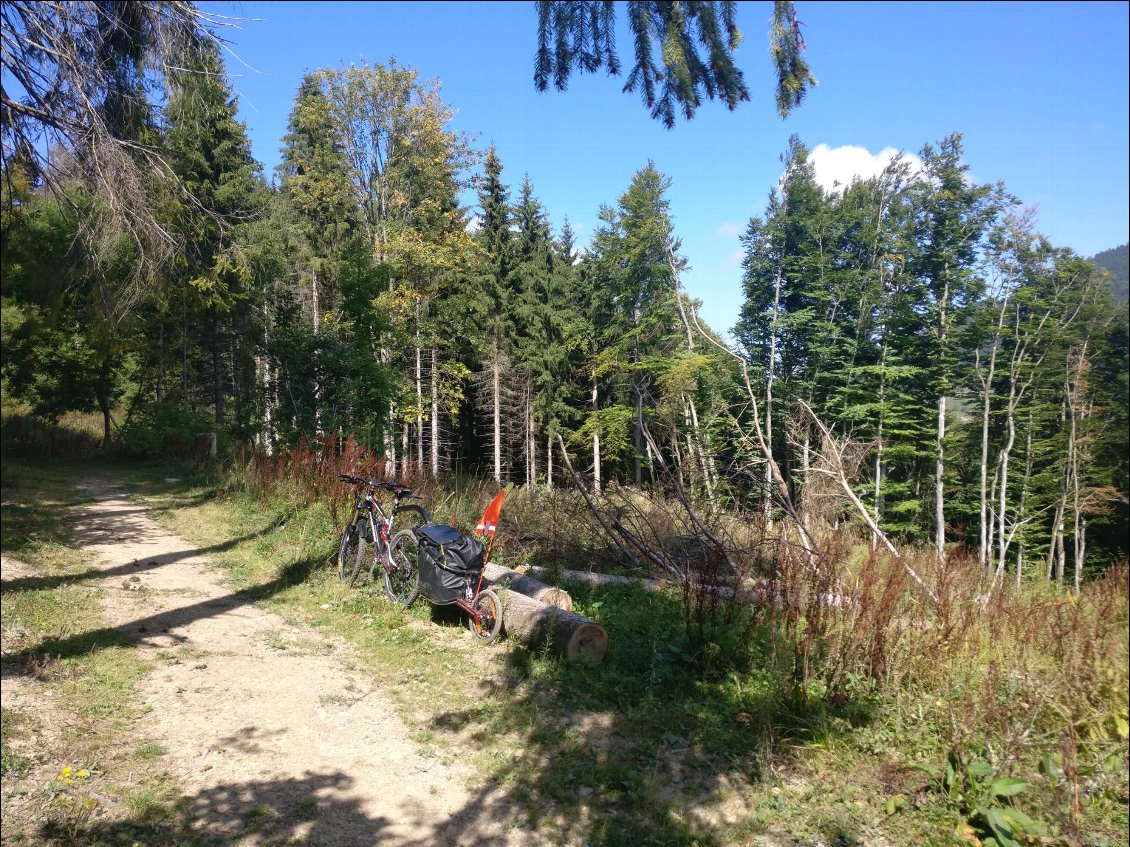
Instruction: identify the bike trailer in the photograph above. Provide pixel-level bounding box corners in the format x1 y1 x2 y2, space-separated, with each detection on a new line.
416 524 485 605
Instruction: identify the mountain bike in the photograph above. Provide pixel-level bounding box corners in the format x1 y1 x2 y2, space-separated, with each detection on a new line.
335 475 503 642
335 474 430 603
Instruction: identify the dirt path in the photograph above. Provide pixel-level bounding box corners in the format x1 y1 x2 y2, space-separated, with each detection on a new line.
64 478 529 846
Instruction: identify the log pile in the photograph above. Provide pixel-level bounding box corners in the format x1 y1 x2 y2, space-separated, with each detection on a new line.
483 562 572 610
479 562 607 661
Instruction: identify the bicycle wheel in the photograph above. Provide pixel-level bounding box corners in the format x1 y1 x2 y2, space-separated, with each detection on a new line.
385 529 420 606
468 588 503 643
337 522 362 583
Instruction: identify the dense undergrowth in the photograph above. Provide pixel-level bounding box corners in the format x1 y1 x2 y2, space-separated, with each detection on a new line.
2 418 1128 845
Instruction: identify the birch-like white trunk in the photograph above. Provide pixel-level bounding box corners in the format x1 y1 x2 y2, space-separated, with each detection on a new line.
934 275 951 563
430 348 439 477
977 290 1008 569
415 345 424 473
765 268 782 521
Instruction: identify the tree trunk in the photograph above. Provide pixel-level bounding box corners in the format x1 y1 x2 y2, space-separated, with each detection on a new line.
934 274 951 563
493 335 502 484
1016 414 1034 588
494 588 607 661
416 344 424 473
211 309 225 430
483 562 572 610
765 268 782 521
99 352 113 449
546 432 553 489
526 565 662 591
310 270 321 436
386 405 396 478
872 337 889 549
592 377 601 494
935 392 946 562
526 379 535 487
156 321 165 403
430 348 440 477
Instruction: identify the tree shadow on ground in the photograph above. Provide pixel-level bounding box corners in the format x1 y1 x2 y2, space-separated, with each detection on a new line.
1 552 321 677
0 518 293 595
36 769 504 847
418 577 877 846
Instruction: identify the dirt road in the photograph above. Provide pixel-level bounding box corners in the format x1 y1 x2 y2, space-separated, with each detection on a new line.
45 479 529 846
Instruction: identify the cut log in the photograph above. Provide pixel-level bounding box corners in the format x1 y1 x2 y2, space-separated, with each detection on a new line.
483 562 572 610
492 588 607 662
526 565 663 592
526 566 797 607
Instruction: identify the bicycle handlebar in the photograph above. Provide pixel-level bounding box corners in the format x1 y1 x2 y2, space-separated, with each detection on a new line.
337 474 416 498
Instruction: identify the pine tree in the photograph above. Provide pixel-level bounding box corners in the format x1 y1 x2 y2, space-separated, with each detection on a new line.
162 36 268 432
534 1 814 127
909 134 1007 561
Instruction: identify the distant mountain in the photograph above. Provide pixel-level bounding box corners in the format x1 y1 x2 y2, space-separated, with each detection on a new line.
1089 244 1128 303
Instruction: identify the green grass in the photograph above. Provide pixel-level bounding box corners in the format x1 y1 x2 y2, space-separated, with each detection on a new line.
136 466 1128 847
0 457 192 845
5 450 1126 847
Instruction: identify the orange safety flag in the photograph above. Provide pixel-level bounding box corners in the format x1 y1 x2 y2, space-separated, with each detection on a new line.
475 490 506 537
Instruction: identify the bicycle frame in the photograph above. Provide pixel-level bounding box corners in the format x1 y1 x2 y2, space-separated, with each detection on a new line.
339 475 431 579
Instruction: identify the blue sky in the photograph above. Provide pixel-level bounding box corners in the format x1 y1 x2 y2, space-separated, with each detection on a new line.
202 1 1129 336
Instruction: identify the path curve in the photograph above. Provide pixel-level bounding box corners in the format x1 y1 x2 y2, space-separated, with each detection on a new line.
73 479 527 846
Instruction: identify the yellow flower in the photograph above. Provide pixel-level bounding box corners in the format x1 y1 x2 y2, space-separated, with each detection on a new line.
62 767 72 777
76 770 88 778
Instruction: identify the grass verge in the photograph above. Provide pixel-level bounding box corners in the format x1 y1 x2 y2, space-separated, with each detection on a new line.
1 459 190 845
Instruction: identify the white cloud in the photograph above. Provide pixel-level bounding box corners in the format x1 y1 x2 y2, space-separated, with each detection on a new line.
715 222 742 239
464 215 482 234
806 144 922 195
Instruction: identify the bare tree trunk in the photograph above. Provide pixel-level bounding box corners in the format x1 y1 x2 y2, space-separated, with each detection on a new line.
592 377 601 494
261 355 274 457
934 275 951 563
977 289 1008 569
801 428 811 527
689 313 819 562
935 392 947 562
493 335 502 484
416 345 424 473
156 321 165 403
667 248 717 502
995 397 1017 578
799 401 938 604
211 310 225 430
181 292 189 398
871 337 890 548
1067 340 1091 595
1047 495 1066 583
634 380 643 486
527 382 536 487
1016 414 1034 587
765 268 782 522
311 269 321 436
430 349 440 477
685 395 715 501
546 432 553 489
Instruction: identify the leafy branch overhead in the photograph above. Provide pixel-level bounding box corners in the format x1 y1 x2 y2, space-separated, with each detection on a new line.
534 1 815 127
